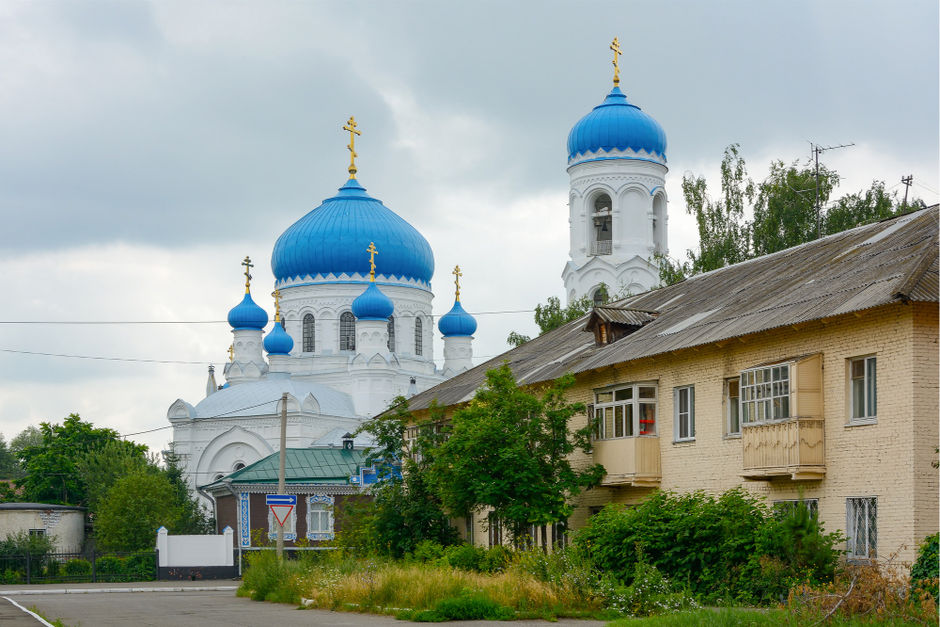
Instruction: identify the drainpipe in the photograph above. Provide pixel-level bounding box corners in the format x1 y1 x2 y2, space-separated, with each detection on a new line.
220 479 243 577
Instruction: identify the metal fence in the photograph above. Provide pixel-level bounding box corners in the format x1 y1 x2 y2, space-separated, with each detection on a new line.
0 551 157 585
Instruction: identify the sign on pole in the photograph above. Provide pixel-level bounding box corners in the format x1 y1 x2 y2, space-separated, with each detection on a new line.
266 494 296 527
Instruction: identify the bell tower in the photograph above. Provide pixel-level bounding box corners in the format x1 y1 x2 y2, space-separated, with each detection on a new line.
561 39 668 304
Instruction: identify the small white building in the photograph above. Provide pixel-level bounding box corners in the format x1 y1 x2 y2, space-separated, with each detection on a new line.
0 503 85 553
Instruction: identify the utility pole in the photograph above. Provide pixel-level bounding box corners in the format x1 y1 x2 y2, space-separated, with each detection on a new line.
810 141 855 238
901 175 913 211
277 392 287 560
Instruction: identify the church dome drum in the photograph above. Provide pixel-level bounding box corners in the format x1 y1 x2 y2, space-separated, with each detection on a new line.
271 178 434 286
567 86 667 166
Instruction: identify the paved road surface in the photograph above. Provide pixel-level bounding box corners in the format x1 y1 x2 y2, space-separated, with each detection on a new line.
0 582 607 627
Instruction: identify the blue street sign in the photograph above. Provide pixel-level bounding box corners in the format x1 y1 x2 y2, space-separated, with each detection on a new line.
266 494 297 505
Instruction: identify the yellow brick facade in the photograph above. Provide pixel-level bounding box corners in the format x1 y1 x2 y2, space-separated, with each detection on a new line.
445 301 938 564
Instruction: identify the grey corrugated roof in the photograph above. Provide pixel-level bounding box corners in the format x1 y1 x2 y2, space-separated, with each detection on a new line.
586 306 658 327
200 447 366 489
405 206 938 412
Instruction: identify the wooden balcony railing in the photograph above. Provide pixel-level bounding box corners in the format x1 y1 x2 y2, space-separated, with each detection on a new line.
741 417 825 480
593 436 661 487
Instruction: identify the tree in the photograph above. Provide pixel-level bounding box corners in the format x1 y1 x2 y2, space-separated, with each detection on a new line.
752 158 840 256
10 426 42 456
432 364 605 543
823 180 903 235
76 439 154 512
0 435 20 479
354 398 458 557
16 414 146 506
683 143 754 274
506 292 604 347
163 450 214 534
95 470 182 552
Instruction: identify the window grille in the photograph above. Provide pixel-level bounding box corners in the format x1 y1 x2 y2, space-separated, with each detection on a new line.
302 314 315 352
414 317 423 356
846 497 877 559
850 356 877 421
387 315 396 352
740 364 790 423
339 312 356 351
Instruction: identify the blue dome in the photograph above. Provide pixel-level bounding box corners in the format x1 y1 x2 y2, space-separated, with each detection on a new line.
351 282 394 321
227 292 268 330
271 178 434 285
263 322 294 355
438 300 477 337
567 87 667 165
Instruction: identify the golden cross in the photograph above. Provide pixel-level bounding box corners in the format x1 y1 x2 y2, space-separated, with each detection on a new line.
343 116 362 179
453 265 462 302
241 256 254 293
366 242 378 281
272 287 282 323
610 37 622 87
228 343 234 361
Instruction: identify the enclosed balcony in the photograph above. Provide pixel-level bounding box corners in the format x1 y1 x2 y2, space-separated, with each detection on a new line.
593 436 661 487
741 417 825 480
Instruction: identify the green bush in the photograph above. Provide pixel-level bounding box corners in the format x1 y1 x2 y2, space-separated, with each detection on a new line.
480 545 513 573
95 556 124 575
400 594 515 621
606 556 698 617
123 553 156 581
410 539 445 563
63 559 92 577
238 550 311 604
513 545 603 602
441 543 485 571
911 532 939 602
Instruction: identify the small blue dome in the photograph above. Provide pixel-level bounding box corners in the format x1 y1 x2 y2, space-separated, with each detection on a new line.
351 282 394 321
263 322 294 355
438 300 477 337
567 86 667 165
271 178 434 285
227 292 268 330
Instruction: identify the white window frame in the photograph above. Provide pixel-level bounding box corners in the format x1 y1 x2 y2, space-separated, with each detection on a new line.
773 498 819 518
726 377 741 437
306 495 335 540
267 503 297 542
673 385 695 442
848 356 877 424
846 497 877 560
592 383 658 440
740 363 791 424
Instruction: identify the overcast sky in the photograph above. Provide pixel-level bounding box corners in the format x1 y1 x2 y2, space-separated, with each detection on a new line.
1 0 937 455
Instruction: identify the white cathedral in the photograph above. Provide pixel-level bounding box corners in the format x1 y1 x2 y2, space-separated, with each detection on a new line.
167 41 668 498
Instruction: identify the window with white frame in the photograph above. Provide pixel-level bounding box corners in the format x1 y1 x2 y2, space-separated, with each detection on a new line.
339 311 356 351
306 495 334 540
849 356 877 422
674 385 695 441
387 315 396 352
302 313 315 352
773 498 819 519
414 317 423 356
268 504 297 541
726 378 741 436
740 363 790 423
593 383 658 440
846 497 877 560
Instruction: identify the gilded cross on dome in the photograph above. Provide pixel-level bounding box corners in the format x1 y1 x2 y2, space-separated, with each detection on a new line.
241 256 254 293
228 343 234 362
610 37 622 87
272 287 282 323
343 116 362 179
453 265 462 302
366 242 378 282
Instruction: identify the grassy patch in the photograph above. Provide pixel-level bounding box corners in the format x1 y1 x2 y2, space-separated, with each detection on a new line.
27 605 69 627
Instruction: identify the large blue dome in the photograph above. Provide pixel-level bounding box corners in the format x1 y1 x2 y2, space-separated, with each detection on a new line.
567 87 666 165
438 300 477 337
271 178 434 286
227 292 268 330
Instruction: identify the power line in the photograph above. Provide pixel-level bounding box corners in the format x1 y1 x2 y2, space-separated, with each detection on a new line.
0 348 211 365
121 400 285 438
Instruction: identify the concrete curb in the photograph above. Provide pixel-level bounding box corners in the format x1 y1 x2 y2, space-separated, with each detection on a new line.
1 586 239 595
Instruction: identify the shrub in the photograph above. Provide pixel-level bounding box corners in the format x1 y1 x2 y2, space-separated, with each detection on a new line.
95 556 124 576
442 543 485 571
911 532 938 603
606 555 698 617
480 545 513 573
430 594 514 620
513 545 604 603
410 540 445 563
63 559 92 577
124 553 156 581
239 550 311 604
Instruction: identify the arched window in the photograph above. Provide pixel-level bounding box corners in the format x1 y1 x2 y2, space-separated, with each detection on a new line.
387 315 396 352
594 194 612 212
414 317 423 356
340 312 356 351
592 286 608 306
302 313 315 352
591 193 612 255
233 462 245 472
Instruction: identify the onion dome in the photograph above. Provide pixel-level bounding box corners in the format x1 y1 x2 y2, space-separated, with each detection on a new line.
567 86 667 166
351 282 394 321
271 178 434 285
227 292 268 330
263 322 294 355
438 300 477 337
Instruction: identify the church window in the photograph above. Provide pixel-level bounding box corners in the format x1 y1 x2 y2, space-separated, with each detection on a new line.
592 286 608 305
267 505 297 541
414 317 423 356
233 462 245 472
387 315 396 352
594 193 612 212
591 193 613 256
280 317 286 331
593 383 658 439
302 314 315 352
340 312 356 351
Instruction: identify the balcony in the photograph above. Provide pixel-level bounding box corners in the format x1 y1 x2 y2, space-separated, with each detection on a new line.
741 417 825 480
590 240 612 256
593 436 661 487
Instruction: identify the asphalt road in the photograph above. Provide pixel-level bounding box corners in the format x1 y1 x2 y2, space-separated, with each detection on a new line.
0 583 608 627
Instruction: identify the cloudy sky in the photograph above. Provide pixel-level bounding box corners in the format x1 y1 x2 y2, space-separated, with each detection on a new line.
1 0 937 455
